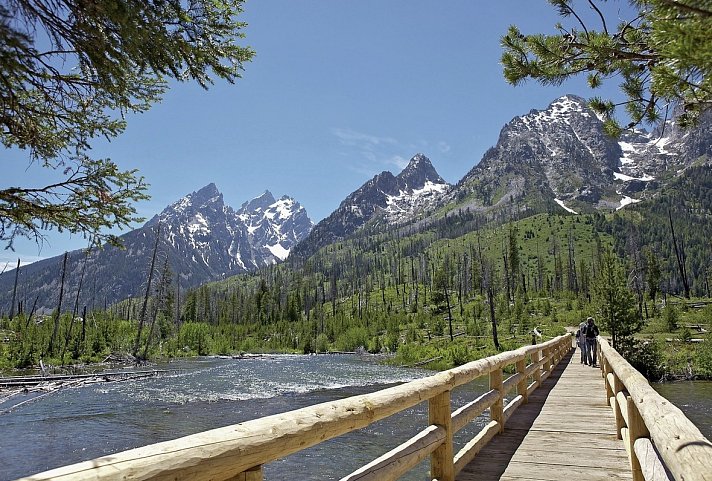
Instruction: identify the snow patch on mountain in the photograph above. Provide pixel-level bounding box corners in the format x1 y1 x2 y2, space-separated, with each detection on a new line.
614 172 655 182
384 180 449 222
617 195 641 210
266 243 290 260
554 198 578 214
149 184 313 273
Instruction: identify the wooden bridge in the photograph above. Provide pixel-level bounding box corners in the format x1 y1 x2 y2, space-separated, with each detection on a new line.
17 334 712 481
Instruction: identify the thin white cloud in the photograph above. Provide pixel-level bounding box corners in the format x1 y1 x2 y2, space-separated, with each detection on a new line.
332 127 412 176
386 155 409 169
331 128 398 148
0 255 44 271
438 141 451 153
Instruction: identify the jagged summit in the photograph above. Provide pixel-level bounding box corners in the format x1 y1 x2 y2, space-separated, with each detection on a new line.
292 153 450 258
397 153 445 189
451 93 712 215
2 184 314 309
242 190 276 212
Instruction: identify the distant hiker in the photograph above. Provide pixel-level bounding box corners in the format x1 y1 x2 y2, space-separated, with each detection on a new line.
584 317 600 367
577 319 587 364
531 327 542 345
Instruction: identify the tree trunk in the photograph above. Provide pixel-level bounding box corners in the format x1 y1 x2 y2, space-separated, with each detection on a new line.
9 258 20 321
133 224 161 358
62 251 88 363
488 286 499 349
142 258 169 360
669 209 690 298
48 252 69 356
445 286 454 342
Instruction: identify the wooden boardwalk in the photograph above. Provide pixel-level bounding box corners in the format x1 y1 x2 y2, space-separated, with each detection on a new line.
457 348 632 481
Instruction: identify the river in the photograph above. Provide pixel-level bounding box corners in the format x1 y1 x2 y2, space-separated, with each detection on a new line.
2 355 710 481
0 355 490 481
652 380 712 440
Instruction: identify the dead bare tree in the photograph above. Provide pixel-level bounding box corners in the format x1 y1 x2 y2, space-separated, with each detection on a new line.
61 250 89 363
133 223 161 358
48 252 69 356
9 258 20 321
142 257 170 360
669 210 690 298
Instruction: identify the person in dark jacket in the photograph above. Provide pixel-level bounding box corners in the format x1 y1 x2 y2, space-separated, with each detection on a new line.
584 317 600 367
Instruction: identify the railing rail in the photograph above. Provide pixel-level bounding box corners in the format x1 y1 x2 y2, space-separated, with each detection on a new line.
598 337 712 481
17 335 573 481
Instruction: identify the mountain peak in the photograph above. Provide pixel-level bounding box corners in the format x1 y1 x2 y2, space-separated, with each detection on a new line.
397 153 446 188
188 183 224 207
242 190 277 212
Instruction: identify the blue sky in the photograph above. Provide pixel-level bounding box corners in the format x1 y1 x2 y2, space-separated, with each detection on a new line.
2 0 634 266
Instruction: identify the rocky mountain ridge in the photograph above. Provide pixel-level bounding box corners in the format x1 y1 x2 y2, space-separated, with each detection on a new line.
448 95 712 215
0 185 313 310
291 153 450 258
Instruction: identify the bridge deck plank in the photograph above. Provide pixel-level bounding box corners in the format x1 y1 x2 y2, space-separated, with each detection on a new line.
457 348 632 481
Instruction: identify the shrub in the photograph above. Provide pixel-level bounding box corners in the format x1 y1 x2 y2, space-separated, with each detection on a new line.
664 304 679 331
618 338 664 380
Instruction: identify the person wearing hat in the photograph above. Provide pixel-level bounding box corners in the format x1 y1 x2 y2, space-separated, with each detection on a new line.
584 316 600 367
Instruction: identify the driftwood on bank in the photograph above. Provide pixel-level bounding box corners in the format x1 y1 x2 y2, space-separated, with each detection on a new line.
0 369 171 388
0 369 175 414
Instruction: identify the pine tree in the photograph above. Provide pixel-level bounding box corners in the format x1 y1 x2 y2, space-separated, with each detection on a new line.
592 249 642 350
502 0 712 135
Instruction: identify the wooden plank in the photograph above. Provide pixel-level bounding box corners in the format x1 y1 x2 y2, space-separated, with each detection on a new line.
633 438 671 481
340 425 445 481
457 350 632 481
599 338 712 481
451 389 499 433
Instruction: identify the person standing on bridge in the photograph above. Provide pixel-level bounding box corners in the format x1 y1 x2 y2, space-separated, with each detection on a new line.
577 318 588 364
584 317 600 367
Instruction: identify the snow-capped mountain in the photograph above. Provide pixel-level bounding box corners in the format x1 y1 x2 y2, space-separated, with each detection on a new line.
450 95 712 214
292 154 449 258
0 184 313 309
147 184 313 273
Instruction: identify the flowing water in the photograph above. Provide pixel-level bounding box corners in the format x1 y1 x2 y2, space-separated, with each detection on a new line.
652 381 712 440
0 355 490 481
4 355 709 481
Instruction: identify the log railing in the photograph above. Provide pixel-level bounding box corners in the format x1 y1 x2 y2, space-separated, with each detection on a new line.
597 337 712 481
18 335 573 481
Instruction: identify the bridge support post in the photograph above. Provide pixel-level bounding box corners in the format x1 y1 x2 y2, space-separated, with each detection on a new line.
532 349 541 388
429 390 454 481
626 396 649 481
229 465 263 481
603 358 613 402
516 358 528 403
611 374 624 440
490 368 504 433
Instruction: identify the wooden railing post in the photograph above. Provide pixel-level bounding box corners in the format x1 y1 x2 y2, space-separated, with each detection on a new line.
516 357 528 403
541 346 549 377
603 357 613 403
626 396 649 481
229 465 263 481
490 368 504 433
532 349 542 388
611 374 624 440
429 390 454 481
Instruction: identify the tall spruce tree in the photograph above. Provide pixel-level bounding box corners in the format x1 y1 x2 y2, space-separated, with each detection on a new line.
592 248 642 350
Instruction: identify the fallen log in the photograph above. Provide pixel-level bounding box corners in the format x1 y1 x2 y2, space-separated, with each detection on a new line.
0 369 172 388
